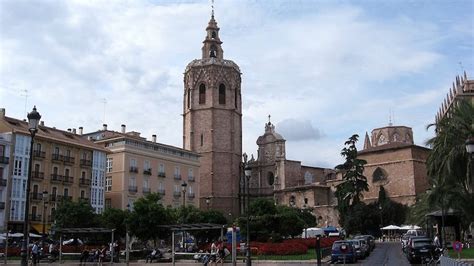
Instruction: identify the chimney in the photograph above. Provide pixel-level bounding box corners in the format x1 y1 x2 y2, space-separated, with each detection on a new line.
40 121 44 126
79 127 83 135
72 128 76 134
67 128 71 132
87 136 93 141
0 108 5 117
103 124 107 131
152 134 157 143
121 124 126 133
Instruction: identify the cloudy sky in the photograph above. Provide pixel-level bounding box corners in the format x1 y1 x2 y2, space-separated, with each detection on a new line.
1 0 473 168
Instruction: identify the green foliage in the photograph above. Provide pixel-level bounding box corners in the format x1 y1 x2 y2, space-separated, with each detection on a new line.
99 208 129 239
425 99 474 223
53 199 98 228
378 186 408 227
335 134 369 226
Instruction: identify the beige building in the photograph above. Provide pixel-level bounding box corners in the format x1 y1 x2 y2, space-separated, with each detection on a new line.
183 13 242 215
0 108 107 233
84 124 200 210
360 125 430 206
247 119 340 227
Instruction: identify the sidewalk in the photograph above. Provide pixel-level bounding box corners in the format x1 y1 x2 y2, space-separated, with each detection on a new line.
2 259 331 265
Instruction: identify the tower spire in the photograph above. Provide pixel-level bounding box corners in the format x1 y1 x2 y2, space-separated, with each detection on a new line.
202 3 223 60
211 0 214 19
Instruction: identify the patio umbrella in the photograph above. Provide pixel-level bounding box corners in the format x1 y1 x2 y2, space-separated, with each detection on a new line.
381 225 401 230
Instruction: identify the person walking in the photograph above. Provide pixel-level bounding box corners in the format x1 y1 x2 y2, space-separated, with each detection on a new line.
31 241 39 265
434 233 441 247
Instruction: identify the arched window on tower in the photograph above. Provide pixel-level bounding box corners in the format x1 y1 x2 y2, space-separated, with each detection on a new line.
372 167 388 182
210 45 217 58
234 89 238 109
267 172 274 186
211 31 217 39
199 84 206 104
200 134 203 146
187 89 191 109
219 84 226 104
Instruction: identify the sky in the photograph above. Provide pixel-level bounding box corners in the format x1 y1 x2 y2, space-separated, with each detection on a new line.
0 0 473 168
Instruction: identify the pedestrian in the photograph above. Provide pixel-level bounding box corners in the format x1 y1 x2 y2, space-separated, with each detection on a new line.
434 233 441 247
32 241 39 265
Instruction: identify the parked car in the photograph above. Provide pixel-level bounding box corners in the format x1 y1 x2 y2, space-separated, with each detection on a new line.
348 239 365 259
357 238 370 257
354 235 375 251
405 237 435 264
331 240 357 264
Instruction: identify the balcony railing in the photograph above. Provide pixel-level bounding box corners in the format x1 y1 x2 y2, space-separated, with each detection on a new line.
129 166 138 173
79 178 91 186
80 159 92 167
188 176 195 182
143 168 152 175
173 174 181 180
0 202 5 209
128 186 138 193
142 187 151 194
29 214 42 222
61 195 72 201
63 156 75 164
63 176 74 184
33 150 45 159
0 156 9 164
32 171 44 180
187 192 195 199
51 174 63 183
51 154 63 162
158 172 166 178
173 191 181 198
30 192 44 201
49 195 58 202
79 197 89 202
158 189 166 195
0 179 6 187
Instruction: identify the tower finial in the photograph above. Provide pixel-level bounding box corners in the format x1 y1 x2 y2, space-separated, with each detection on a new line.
388 108 393 126
268 114 271 124
211 0 214 19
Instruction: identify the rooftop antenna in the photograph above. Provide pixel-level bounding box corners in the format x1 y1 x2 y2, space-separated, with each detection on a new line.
388 108 393 126
101 98 107 125
20 89 28 118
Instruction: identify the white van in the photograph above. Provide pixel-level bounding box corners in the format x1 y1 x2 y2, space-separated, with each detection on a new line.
302 227 324 238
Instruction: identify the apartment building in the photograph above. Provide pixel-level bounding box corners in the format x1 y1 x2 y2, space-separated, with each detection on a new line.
0 133 11 231
0 108 107 233
83 124 200 210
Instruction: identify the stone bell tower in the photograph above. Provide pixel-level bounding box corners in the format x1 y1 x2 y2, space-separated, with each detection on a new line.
183 12 242 216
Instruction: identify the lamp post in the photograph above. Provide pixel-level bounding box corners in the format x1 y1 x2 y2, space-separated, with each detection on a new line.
126 204 131 266
181 181 187 208
41 190 48 249
21 106 41 266
205 196 211 210
466 136 474 192
244 158 252 266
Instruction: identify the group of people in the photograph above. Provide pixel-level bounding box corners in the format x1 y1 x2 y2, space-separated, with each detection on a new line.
79 241 120 264
30 241 59 265
197 241 230 266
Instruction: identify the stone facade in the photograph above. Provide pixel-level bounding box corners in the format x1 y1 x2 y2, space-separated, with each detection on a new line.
360 125 430 205
183 14 242 215
436 72 474 123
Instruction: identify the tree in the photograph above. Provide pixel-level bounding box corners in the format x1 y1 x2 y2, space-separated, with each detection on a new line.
335 134 369 227
425 99 474 222
128 193 174 244
53 199 98 228
99 208 129 239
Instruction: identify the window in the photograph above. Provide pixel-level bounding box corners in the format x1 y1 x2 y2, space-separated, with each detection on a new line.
66 149 71 157
0 145 4 156
52 187 57 196
304 172 313 184
106 158 113 173
80 190 85 199
159 163 165 174
82 152 87 160
64 188 69 197
144 160 150 170
13 158 22 176
373 167 388 182
199 84 206 104
0 167 3 178
32 206 37 218
377 135 387 145
54 147 59 155
219 84 226 104
143 178 149 189
187 89 191 109
36 143 41 152
174 166 180 179
81 171 86 179
188 169 193 179
211 31 216 39
34 164 40 173
235 89 238 108
129 177 136 187
53 167 58 175
130 158 136 167
267 172 274 186
210 45 217 58
65 168 70 177
200 134 203 146
106 176 112 191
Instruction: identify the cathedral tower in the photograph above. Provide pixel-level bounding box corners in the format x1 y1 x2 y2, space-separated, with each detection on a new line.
183 13 242 215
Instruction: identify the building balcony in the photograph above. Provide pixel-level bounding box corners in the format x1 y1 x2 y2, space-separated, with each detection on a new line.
143 168 152 175
79 178 91 186
173 191 181 198
63 156 75 165
49 194 59 202
158 189 166 195
30 214 42 222
33 150 45 159
128 186 138 193
30 192 44 201
0 202 5 209
61 195 72 201
51 174 63 183
32 171 44 180
51 154 63 162
173 174 181 180
187 192 195 199
158 172 166 178
63 176 74 184
0 179 6 187
129 166 138 173
188 176 195 182
80 159 92 167
0 156 9 164
142 187 151 194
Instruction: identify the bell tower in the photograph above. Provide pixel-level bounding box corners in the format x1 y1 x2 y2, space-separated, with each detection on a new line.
183 13 242 215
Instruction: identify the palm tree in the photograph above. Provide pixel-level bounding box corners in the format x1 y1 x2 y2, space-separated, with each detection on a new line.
425 99 474 221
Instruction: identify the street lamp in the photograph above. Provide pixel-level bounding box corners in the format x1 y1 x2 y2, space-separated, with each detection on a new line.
205 196 211 210
466 136 474 192
41 190 48 248
181 181 188 208
244 159 252 266
21 106 41 266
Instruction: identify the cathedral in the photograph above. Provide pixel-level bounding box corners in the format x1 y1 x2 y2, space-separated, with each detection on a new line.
183 12 242 216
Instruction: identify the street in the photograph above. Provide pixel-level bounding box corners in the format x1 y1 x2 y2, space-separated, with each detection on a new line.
331 241 410 266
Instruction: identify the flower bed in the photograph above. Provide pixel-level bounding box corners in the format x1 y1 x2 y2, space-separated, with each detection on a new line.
282 236 339 249
252 242 307 255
